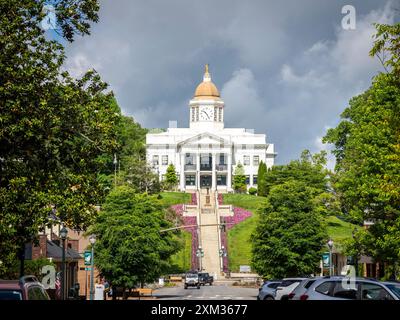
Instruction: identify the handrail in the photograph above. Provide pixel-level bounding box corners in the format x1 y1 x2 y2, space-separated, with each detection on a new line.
197 189 202 271
215 190 223 275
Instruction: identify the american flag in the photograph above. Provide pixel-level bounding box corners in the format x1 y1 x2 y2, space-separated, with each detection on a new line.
55 272 61 300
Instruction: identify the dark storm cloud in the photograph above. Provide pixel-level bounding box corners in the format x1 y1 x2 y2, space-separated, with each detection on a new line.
64 0 397 166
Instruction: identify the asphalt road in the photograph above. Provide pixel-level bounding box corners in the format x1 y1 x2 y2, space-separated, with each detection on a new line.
153 283 259 300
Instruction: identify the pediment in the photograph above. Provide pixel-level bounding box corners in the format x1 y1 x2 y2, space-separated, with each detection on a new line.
177 132 231 149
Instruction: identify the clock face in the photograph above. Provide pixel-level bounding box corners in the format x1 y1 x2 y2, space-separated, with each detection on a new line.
200 106 214 121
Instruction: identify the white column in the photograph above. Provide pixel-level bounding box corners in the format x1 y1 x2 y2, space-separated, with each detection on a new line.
196 153 200 190
227 153 232 191
212 153 216 191
180 153 185 191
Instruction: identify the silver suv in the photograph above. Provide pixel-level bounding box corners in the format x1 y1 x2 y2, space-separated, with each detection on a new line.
275 278 307 300
257 280 281 300
299 276 400 300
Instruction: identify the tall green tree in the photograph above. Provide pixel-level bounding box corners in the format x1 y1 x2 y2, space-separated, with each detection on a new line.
323 22 400 279
233 162 247 193
90 186 181 296
0 0 117 276
264 150 329 196
97 113 149 191
165 164 178 190
252 180 326 278
257 161 267 196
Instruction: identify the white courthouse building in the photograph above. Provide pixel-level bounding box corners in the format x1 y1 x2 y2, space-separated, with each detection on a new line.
146 65 275 192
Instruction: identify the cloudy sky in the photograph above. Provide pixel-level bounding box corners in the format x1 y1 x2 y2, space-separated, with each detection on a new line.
64 0 398 166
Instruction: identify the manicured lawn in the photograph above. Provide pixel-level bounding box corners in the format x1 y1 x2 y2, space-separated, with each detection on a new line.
222 194 359 272
326 215 360 248
222 194 265 272
227 215 257 272
159 192 191 208
222 193 267 213
169 230 192 273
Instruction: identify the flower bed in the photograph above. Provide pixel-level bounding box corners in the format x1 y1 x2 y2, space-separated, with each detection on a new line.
170 204 199 270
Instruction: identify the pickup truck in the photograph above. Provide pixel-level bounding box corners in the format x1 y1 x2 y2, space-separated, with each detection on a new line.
198 272 213 286
184 272 200 289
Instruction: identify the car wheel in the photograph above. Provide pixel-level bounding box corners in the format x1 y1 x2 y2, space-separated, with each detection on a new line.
197 285 200 289
264 296 274 300
184 285 188 290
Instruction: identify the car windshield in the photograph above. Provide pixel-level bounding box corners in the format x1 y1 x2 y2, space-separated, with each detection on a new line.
386 284 400 299
186 274 198 278
0 290 22 300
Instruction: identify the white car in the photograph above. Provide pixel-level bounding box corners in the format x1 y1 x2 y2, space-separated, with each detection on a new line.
275 278 307 300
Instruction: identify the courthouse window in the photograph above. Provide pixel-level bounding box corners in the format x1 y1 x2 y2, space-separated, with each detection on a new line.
152 155 159 165
245 175 250 185
162 155 168 165
253 156 259 166
253 175 258 185
217 175 227 186
243 156 250 166
185 175 196 186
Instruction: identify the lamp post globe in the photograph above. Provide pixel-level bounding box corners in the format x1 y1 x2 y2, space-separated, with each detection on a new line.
327 239 334 276
89 234 96 300
60 226 68 300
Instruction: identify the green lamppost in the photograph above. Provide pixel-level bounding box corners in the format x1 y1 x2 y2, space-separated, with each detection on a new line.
60 226 68 300
89 234 96 301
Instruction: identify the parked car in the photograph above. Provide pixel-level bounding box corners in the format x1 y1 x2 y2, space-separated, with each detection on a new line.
299 276 400 300
289 277 320 300
257 280 282 300
275 278 307 300
198 273 213 286
0 275 50 300
184 272 201 289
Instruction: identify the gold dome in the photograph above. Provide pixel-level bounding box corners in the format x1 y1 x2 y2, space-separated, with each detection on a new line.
193 64 220 99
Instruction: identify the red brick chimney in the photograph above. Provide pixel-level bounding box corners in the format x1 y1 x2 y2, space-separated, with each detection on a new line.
32 234 48 260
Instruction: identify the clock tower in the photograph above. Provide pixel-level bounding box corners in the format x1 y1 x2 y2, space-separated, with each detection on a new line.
189 64 224 131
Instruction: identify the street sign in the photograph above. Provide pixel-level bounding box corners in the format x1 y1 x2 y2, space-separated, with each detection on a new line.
85 267 92 271
322 253 330 267
84 250 92 266
239 265 251 273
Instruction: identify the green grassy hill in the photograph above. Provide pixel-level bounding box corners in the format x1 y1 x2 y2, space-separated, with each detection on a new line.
222 193 358 272
158 191 191 208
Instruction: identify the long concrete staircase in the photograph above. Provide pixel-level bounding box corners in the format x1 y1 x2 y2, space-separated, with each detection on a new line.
198 189 223 280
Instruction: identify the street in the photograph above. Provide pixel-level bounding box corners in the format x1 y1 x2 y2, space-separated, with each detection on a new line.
153 283 258 300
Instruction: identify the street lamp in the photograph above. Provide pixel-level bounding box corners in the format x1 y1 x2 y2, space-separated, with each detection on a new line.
196 246 204 271
60 226 68 300
327 239 334 276
89 234 96 301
